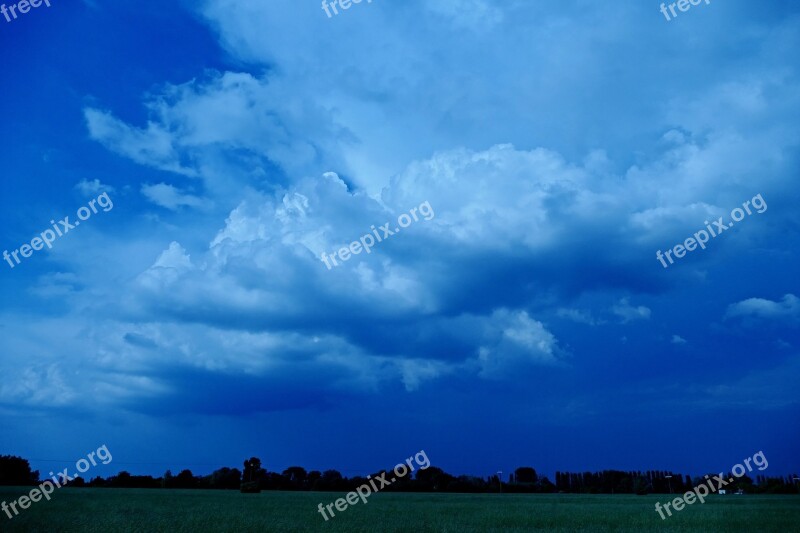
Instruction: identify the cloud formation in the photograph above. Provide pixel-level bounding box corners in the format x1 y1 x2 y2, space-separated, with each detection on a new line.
726 294 800 322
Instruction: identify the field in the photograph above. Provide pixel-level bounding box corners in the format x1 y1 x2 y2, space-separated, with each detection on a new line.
1 488 798 532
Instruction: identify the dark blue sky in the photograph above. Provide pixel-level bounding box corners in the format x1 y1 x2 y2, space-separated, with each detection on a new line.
1 0 798 481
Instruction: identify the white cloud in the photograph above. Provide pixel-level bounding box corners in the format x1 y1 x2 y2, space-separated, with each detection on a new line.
51 2 800 412
726 294 800 322
612 298 651 323
611 298 650 324
75 178 115 196
394 358 456 392
0 364 77 408
153 242 193 270
671 335 687 345
194 0 800 199
141 183 210 211
84 108 197 177
476 310 562 378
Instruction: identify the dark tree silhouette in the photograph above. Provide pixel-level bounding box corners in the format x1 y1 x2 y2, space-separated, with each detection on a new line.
241 457 266 493
514 467 538 484
209 467 241 489
415 467 454 491
283 467 308 489
0 455 39 486
174 469 198 489
243 457 266 484
1 452 795 494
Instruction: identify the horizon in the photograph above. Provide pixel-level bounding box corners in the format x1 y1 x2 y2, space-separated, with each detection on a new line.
11 450 792 483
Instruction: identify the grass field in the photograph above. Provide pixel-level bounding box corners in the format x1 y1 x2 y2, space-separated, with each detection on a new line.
1 488 798 532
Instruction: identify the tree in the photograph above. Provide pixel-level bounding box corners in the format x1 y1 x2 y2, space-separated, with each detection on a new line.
308 470 322 490
87 476 107 487
514 467 538 484
209 467 241 489
0 455 39 486
283 467 308 489
316 470 345 491
174 469 197 489
243 457 266 484
633 475 651 495
69 477 87 488
108 471 132 488
415 467 453 491
241 457 266 493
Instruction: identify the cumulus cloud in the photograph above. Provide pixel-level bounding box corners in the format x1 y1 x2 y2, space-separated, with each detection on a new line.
117 140 682 344
84 71 350 214
725 294 800 322
33 130 784 411
8 0 793 420
8 123 788 414
196 0 800 197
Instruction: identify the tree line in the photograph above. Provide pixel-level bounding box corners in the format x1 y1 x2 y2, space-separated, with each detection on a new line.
1 455 797 494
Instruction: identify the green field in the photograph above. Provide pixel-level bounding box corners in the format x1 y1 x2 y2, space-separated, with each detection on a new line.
1 488 798 532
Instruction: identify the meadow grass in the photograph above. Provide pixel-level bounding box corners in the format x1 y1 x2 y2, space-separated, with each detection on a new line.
1 487 798 532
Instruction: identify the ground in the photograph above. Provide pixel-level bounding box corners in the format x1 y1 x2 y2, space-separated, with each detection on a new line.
1 488 798 532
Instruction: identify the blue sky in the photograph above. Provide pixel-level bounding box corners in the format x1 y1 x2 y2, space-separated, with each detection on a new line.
1 0 798 480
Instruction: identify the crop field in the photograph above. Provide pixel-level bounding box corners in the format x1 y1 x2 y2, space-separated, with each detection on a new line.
1 488 798 532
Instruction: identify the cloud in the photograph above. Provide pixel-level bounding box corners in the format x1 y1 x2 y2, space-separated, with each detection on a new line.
725 294 800 322
0 364 77 408
476 310 563 378
612 298 651 323
394 358 456 392
29 273 82 299
557 308 599 326
671 334 687 345
84 108 197 177
17 126 789 415
75 178 115 196
17 1 795 420
141 183 210 211
196 0 800 198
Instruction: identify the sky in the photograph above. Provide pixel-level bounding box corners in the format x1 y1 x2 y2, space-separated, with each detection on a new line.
0 0 798 481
